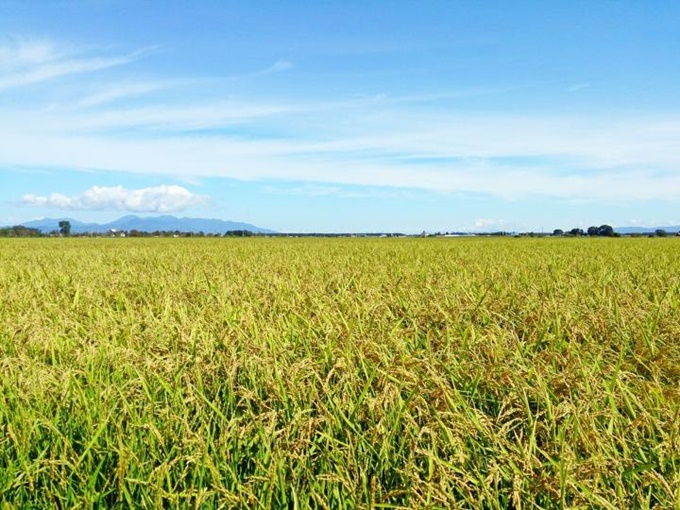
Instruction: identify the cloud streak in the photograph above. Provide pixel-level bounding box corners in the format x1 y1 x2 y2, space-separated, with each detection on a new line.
3 107 680 202
21 185 209 213
230 59 293 80
76 81 173 108
0 38 57 67
0 38 147 91
2 37 679 205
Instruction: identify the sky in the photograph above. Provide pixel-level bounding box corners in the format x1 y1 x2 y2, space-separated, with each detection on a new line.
1 0 679 233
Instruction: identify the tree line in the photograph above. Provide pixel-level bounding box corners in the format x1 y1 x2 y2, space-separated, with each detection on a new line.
1 220 675 238
553 225 672 237
552 225 617 237
0 221 264 238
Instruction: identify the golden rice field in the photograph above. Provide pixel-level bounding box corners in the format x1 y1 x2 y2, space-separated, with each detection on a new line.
0 237 679 508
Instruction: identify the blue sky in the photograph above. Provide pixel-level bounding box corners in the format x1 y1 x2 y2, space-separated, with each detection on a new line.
1 1 679 232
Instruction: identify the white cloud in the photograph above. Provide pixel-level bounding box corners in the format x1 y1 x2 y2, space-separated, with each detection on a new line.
232 59 293 80
263 184 343 197
0 38 57 67
263 183 416 199
0 55 136 90
21 185 209 213
76 81 172 108
4 102 294 133
472 219 526 232
0 38 146 91
1 36 679 204
266 59 292 74
474 219 506 229
3 111 680 202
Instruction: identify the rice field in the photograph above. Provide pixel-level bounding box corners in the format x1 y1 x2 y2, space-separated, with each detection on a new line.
0 237 679 508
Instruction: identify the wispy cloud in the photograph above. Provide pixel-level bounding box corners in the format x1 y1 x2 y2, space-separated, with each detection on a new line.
21 185 209 213
0 38 57 67
265 59 292 74
2 37 679 204
0 110 680 201
0 54 138 90
263 183 417 199
4 102 295 133
0 38 148 91
263 184 343 197
232 59 293 80
76 81 174 108
568 82 591 92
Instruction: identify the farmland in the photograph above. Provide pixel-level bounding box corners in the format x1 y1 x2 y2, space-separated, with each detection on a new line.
1 238 679 508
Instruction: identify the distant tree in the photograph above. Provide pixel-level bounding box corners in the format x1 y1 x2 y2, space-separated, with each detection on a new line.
587 226 599 236
655 229 668 237
553 229 564 236
225 230 253 237
598 224 615 237
0 226 42 237
58 220 71 237
568 228 584 236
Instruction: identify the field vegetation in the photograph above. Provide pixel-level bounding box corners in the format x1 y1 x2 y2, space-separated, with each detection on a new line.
0 238 679 508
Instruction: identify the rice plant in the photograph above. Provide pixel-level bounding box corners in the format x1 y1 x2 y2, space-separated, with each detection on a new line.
0 237 678 508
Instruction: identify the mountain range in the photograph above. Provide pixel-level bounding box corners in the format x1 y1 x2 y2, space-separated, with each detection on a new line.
15 215 276 235
615 226 680 234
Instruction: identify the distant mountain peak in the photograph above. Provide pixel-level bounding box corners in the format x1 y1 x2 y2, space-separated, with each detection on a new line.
615 225 680 234
15 215 275 235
